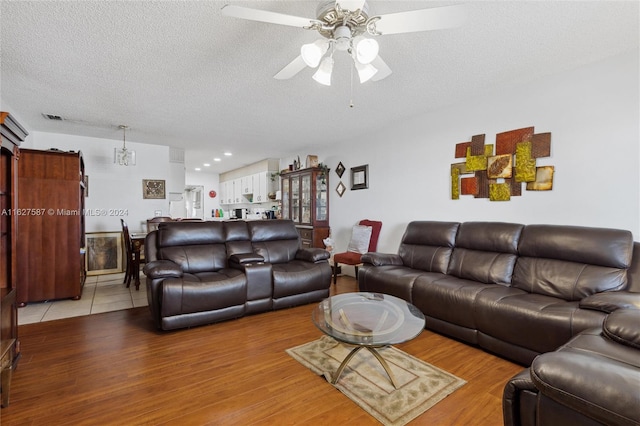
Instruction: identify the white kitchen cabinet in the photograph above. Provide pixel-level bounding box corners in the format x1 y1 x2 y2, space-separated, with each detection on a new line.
252 172 276 203
240 175 253 195
233 178 243 204
220 180 234 205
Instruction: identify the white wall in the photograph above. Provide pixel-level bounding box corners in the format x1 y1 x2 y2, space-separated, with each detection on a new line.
26 132 185 233
309 50 639 257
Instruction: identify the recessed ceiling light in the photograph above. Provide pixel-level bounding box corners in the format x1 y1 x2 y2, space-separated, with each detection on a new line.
195 168 201 171
224 152 232 156
203 163 210 167
214 158 221 162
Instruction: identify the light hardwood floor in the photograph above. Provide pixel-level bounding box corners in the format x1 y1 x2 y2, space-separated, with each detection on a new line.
1 276 523 425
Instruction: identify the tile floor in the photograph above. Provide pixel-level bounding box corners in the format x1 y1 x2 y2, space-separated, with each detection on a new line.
18 272 148 325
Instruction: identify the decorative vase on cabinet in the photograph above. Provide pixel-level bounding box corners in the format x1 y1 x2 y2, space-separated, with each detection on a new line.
280 167 329 248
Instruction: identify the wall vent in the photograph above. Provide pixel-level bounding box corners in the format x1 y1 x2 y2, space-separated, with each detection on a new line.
42 113 65 121
169 147 185 164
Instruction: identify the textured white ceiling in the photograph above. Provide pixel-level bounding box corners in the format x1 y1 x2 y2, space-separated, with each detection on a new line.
1 1 638 173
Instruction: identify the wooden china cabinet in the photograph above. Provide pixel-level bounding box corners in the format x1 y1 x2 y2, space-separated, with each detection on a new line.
280 167 330 248
0 112 27 407
16 149 86 305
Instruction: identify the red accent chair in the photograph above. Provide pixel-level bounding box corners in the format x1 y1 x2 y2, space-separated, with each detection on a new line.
332 219 382 284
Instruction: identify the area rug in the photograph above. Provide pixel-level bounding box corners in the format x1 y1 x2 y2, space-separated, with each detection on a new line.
286 335 466 426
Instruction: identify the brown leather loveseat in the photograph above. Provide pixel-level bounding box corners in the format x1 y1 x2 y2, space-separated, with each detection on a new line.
143 220 331 330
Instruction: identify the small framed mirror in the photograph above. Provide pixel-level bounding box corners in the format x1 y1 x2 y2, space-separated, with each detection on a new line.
350 165 368 190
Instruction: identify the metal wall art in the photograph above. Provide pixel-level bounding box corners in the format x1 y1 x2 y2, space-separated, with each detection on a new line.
451 127 553 201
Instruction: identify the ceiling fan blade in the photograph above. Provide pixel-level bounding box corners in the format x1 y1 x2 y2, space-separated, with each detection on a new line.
336 0 366 11
274 56 308 80
370 56 392 81
373 4 467 35
221 4 314 28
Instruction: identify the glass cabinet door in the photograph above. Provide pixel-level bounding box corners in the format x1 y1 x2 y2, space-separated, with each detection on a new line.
291 176 300 223
315 172 327 222
281 178 290 220
301 174 311 224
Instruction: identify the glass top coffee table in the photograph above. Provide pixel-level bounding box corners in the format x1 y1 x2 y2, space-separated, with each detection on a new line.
312 292 425 388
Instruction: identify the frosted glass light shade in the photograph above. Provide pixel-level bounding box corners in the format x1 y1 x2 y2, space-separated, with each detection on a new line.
301 40 326 68
354 37 379 64
355 61 378 83
313 56 334 86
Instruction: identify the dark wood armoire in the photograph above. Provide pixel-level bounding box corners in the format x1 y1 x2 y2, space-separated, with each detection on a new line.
0 112 27 407
17 149 86 305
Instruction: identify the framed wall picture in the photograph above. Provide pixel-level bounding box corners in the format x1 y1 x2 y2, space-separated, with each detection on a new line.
86 232 123 275
335 161 345 178
143 179 166 199
350 164 369 190
336 181 346 197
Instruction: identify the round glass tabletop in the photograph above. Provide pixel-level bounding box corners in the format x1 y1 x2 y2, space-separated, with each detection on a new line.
312 292 425 347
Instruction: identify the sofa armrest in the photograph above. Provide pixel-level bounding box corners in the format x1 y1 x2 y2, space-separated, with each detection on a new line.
295 248 330 263
229 253 265 265
502 369 538 426
531 351 640 426
361 252 404 267
143 260 183 279
579 291 640 313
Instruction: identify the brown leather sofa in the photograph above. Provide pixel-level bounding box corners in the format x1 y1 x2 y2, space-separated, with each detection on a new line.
358 221 640 364
143 220 331 330
358 221 640 425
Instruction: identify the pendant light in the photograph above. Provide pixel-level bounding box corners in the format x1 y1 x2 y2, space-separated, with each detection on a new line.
114 125 136 166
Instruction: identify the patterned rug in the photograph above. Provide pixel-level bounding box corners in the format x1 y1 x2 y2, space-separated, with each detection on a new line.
286 335 466 426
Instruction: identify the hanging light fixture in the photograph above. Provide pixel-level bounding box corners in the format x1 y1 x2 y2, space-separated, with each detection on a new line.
114 125 136 166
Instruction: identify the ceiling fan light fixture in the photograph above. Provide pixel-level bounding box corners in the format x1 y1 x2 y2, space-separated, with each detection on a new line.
355 61 378 83
301 40 327 68
312 56 334 86
354 36 379 64
334 25 352 51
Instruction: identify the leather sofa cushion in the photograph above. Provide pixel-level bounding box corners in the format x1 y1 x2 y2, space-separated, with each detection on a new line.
398 221 459 272
160 269 246 317
248 220 301 264
448 249 518 284
359 266 438 302
413 275 501 329
248 219 299 242
158 221 226 246
447 222 523 284
253 240 300 264
513 257 627 301
517 225 633 268
603 308 640 349
512 223 633 301
271 261 331 299
224 221 253 256
159 244 228 274
454 221 523 253
474 287 605 353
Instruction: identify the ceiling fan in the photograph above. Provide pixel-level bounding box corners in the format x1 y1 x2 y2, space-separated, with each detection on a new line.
221 1 466 86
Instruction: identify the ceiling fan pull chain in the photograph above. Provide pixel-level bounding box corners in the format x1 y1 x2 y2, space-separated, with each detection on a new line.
349 63 355 108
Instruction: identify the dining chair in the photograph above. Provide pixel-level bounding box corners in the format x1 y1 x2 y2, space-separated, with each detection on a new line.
146 216 173 232
332 219 382 284
120 218 134 287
